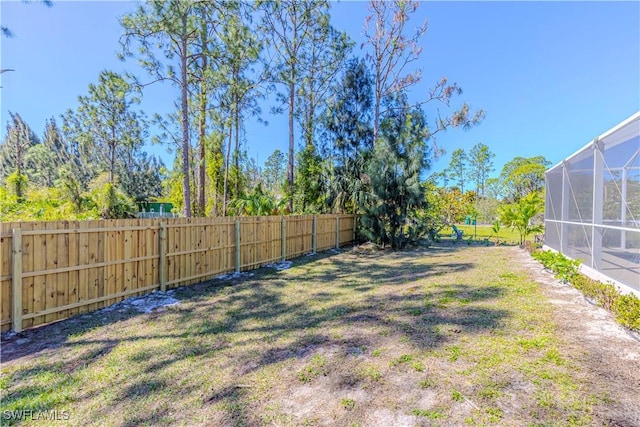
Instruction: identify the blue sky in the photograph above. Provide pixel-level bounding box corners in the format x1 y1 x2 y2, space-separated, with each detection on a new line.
1 1 639 178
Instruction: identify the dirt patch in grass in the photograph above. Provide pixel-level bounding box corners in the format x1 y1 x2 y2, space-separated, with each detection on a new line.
1 245 638 426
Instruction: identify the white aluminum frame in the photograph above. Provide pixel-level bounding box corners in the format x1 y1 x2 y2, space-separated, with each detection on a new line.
544 111 640 293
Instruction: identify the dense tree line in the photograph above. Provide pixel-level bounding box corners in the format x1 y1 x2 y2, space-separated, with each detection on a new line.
2 0 493 248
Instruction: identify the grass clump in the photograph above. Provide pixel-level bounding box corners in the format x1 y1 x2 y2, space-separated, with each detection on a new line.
419 378 434 389
340 398 355 410
357 364 382 382
451 390 464 402
297 354 328 383
447 345 461 362
412 408 446 419
389 354 413 367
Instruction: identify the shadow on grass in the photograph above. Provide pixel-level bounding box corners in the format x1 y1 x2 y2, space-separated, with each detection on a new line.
1 243 510 426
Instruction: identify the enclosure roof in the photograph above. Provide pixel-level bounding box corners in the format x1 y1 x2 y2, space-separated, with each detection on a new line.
547 111 640 173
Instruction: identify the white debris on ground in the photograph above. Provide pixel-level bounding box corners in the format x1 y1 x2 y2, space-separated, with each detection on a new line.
81 270 258 318
267 261 293 271
216 271 254 280
99 290 180 314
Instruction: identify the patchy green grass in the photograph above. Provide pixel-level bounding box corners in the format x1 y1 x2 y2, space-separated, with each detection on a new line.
0 245 612 426
442 224 523 244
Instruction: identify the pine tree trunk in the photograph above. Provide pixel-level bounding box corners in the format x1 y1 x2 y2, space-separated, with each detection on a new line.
180 16 191 217
374 68 381 143
288 78 295 212
234 87 240 198
223 122 232 216
197 55 207 216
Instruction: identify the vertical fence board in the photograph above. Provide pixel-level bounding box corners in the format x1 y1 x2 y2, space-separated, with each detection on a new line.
67 221 79 318
197 220 204 281
11 228 22 333
1 222 12 331
204 222 211 276
185 221 192 285
90 220 101 312
179 220 186 286
21 222 34 329
133 220 142 294
97 220 106 311
159 223 166 292
145 222 153 289
30 222 46 326
171 223 179 287
55 221 70 322
103 220 111 307
44 222 57 324
77 221 89 315
115 219 125 305
125 220 134 296
235 220 241 273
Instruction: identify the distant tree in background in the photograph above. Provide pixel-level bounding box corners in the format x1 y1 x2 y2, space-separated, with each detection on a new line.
262 149 287 196
500 156 550 202
468 143 495 197
0 112 39 188
117 152 164 203
63 70 147 185
420 179 455 240
485 176 505 200
24 118 68 188
446 148 468 193
476 196 501 223
2 1 494 225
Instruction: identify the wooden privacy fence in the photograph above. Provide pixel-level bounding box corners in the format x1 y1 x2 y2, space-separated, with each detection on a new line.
0 214 356 333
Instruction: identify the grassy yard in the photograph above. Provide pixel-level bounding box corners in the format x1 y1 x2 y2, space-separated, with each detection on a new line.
0 244 613 426
441 224 524 244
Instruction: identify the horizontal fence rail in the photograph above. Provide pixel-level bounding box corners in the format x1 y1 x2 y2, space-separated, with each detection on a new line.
0 214 356 332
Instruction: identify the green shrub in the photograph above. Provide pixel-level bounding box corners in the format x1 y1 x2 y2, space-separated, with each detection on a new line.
574 275 618 311
613 295 640 331
532 249 640 332
531 249 581 283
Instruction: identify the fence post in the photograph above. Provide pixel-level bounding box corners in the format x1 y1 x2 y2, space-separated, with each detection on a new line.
159 223 167 292
235 220 241 273
281 217 286 261
312 216 317 254
12 228 22 333
335 216 340 249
